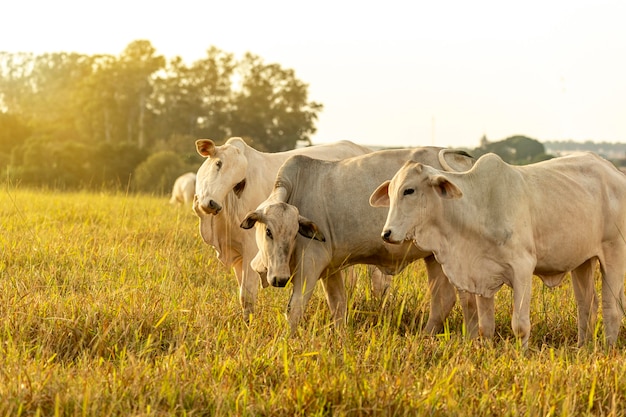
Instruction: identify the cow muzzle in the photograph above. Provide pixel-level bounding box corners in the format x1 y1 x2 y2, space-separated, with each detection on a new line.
199 199 222 215
382 229 401 244
269 274 291 288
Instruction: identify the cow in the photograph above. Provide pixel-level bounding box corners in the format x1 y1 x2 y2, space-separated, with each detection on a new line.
240 147 479 335
169 172 197 205
192 137 385 321
370 152 626 349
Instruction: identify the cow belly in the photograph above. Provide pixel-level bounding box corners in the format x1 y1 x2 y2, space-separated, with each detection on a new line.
440 256 509 298
328 254 411 276
534 248 597 276
536 272 569 288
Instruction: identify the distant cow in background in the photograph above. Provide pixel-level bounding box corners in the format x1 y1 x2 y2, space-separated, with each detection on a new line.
170 172 196 205
192 137 383 321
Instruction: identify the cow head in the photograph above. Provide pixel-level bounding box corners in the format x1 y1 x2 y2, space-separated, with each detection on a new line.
240 202 325 287
370 161 462 245
194 137 248 216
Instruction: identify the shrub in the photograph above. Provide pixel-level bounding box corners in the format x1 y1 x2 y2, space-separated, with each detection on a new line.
133 150 187 194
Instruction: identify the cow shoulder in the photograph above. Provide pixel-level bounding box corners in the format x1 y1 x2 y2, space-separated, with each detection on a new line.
274 155 324 192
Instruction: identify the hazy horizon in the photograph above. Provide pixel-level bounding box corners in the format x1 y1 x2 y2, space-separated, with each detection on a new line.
2 0 625 149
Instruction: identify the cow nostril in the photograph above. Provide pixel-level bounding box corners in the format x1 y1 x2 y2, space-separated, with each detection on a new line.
382 230 392 242
207 200 222 213
270 276 289 288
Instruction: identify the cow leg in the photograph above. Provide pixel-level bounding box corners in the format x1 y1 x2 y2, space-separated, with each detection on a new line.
458 291 479 338
476 295 495 339
232 259 257 322
369 266 392 299
342 266 358 295
599 250 626 346
423 256 458 334
342 265 392 299
286 264 324 334
320 270 348 329
232 260 244 287
570 258 599 347
511 275 533 349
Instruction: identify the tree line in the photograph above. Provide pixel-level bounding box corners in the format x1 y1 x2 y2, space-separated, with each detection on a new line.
472 136 626 166
471 135 552 165
0 40 322 192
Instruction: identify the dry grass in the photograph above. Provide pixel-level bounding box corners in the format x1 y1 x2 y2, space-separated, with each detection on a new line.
0 186 625 416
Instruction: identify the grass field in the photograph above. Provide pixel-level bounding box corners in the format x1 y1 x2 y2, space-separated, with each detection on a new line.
0 187 625 416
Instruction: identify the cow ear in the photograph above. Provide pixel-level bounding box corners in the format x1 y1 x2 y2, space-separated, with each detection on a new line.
429 175 462 199
297 215 325 242
370 181 391 207
240 211 262 229
196 139 216 157
250 252 267 275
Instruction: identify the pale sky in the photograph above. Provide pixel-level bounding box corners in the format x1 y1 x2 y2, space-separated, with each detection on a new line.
2 0 625 149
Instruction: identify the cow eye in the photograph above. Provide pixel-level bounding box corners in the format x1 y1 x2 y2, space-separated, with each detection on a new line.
216 160 223 170
403 188 415 196
266 228 273 239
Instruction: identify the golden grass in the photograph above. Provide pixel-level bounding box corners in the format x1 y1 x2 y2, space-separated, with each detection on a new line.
0 187 625 416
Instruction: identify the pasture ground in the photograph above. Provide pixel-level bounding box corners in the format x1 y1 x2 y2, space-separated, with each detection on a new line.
0 187 625 416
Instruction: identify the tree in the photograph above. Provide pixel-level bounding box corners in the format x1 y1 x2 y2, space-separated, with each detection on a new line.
116 40 165 148
230 53 323 151
0 52 96 142
90 141 149 188
74 54 120 144
133 150 187 194
0 41 324 189
9 136 91 188
0 52 34 114
150 47 235 143
74 41 166 148
474 135 547 165
0 112 30 157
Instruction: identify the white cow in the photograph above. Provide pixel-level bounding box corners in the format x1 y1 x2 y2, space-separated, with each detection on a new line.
371 152 626 348
193 137 381 320
169 172 196 205
240 148 479 334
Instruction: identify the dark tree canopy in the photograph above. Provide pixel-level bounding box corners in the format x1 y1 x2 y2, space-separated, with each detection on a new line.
474 135 551 165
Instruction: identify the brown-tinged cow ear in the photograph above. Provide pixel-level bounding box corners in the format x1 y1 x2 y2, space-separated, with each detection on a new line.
196 139 216 157
428 175 463 199
297 215 325 242
369 181 391 207
240 211 262 229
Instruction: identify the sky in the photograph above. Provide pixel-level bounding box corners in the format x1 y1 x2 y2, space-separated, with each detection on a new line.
2 0 625 149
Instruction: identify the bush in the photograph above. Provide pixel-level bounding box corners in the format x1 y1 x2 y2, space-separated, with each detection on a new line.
0 112 30 156
7 138 150 190
133 151 187 194
91 142 149 189
8 138 91 189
